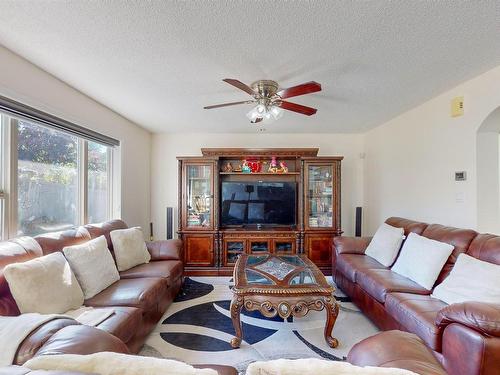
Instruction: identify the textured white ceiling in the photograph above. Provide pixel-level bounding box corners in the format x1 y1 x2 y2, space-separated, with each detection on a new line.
0 1 499 133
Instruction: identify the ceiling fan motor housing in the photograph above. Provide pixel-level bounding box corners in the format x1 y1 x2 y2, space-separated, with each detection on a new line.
251 80 280 98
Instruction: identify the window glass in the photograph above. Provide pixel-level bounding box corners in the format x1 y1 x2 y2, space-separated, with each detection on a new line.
17 120 78 236
87 141 109 223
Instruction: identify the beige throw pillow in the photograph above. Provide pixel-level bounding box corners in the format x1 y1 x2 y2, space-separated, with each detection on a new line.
391 232 454 290
432 254 500 305
110 227 151 271
4 252 84 314
63 235 120 299
365 223 405 267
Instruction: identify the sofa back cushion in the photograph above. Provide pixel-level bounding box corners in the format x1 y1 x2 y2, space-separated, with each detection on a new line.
385 217 428 236
421 224 477 286
34 228 91 255
466 234 500 266
84 220 128 254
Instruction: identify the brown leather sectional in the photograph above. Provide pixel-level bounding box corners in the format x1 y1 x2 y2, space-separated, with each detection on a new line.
335 217 500 375
0 220 237 375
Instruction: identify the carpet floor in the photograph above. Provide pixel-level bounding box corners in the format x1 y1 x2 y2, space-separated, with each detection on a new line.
140 277 378 372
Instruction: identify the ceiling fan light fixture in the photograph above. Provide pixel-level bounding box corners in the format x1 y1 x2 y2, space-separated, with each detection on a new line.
270 105 284 120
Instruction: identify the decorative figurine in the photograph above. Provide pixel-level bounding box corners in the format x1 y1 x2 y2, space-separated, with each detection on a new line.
268 156 278 173
247 159 261 173
234 164 242 172
241 159 251 173
222 162 233 172
278 161 288 173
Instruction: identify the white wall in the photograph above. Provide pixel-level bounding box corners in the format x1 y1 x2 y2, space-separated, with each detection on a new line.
0 45 152 231
364 65 500 234
151 133 364 239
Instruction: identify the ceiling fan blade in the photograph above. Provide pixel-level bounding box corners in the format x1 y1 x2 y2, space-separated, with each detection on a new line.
277 81 321 99
223 78 257 97
279 100 317 116
204 100 255 109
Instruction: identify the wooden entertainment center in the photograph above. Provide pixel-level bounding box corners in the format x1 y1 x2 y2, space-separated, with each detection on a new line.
177 148 343 275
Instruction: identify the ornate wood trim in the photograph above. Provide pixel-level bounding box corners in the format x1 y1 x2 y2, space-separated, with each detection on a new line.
201 148 319 157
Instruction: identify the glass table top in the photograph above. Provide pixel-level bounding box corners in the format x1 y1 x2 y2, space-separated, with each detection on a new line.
244 255 317 286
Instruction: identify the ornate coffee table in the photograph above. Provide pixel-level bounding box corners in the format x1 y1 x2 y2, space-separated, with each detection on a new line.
230 254 339 349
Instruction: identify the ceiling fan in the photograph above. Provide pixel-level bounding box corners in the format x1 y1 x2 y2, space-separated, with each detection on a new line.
204 79 321 124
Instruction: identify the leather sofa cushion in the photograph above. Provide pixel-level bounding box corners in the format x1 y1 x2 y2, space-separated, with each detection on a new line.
84 278 168 312
119 260 183 283
94 306 142 343
0 366 92 375
347 330 447 375
385 217 428 236
34 228 91 255
15 318 78 365
35 325 129 357
356 269 429 303
385 292 447 351
336 254 386 282
421 223 477 285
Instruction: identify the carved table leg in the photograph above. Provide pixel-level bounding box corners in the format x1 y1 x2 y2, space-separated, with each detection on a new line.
230 296 243 348
324 297 339 348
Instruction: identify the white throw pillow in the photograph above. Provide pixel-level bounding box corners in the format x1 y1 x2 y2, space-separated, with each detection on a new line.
432 254 500 305
110 227 151 271
4 252 84 314
365 223 405 267
391 232 454 290
63 235 119 299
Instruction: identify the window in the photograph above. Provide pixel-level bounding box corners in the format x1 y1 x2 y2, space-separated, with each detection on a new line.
0 114 6 239
0 112 117 239
17 119 79 236
87 141 111 223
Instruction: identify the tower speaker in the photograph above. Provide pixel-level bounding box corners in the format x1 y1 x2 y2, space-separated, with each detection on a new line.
355 207 362 237
166 207 174 240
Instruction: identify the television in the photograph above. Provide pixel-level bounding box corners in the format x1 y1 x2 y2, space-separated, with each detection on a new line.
221 181 296 226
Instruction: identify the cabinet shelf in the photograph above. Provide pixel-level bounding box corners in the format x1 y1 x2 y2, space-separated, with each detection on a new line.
220 172 300 175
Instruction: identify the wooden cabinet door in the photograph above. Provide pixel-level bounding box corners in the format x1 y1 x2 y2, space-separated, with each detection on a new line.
248 239 271 254
272 238 296 255
184 234 214 267
305 233 333 267
223 239 246 266
181 161 215 230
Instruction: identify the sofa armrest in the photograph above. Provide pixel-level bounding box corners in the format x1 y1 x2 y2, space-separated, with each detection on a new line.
436 301 500 337
333 236 372 255
146 239 182 261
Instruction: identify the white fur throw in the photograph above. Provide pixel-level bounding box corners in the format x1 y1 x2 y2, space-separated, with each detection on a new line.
25 352 218 375
246 359 418 375
110 227 151 271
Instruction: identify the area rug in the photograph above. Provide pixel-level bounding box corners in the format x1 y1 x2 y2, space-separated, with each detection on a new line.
140 277 378 372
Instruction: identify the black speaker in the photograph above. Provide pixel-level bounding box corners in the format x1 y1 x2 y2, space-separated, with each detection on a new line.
355 207 362 237
166 207 173 240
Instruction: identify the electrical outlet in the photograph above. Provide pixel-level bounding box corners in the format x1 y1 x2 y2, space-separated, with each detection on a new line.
451 96 464 117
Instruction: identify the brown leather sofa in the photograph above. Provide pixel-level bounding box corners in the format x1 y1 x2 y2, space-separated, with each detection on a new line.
334 217 500 375
0 220 237 375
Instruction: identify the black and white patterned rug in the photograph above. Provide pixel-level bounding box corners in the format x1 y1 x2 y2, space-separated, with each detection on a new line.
140 277 378 371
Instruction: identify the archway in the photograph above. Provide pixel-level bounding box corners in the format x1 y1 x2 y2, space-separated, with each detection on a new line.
477 106 500 233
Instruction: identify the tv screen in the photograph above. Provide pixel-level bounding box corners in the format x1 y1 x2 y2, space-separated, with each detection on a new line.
221 181 296 226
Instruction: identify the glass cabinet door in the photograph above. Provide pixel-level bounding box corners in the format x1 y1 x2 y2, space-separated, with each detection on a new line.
306 164 334 229
184 164 213 229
